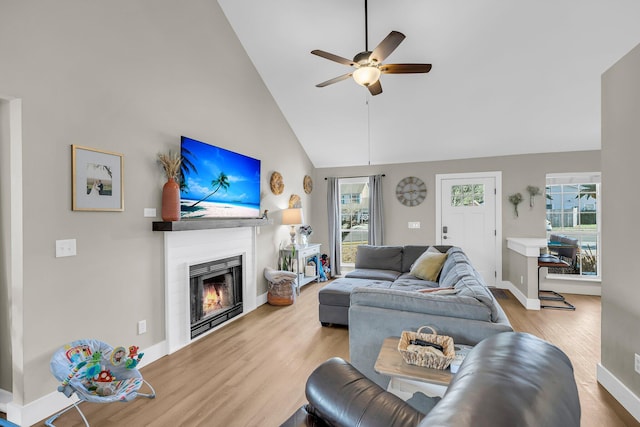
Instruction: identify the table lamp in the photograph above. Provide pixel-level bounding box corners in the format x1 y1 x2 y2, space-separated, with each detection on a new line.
282 208 304 246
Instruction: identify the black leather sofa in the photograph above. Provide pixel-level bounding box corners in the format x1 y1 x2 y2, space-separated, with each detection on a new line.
281 332 580 427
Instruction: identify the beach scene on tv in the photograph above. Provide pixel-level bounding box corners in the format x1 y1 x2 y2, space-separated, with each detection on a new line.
179 137 261 219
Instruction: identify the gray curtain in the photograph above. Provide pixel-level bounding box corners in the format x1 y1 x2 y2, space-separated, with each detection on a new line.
368 174 384 245
327 177 341 276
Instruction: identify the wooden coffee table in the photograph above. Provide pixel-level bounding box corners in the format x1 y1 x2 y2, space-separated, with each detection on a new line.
374 337 453 398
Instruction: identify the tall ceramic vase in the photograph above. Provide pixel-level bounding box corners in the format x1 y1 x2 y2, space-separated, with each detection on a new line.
162 177 180 221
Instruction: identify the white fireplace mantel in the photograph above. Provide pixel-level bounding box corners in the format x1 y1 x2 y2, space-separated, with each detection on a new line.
162 226 261 353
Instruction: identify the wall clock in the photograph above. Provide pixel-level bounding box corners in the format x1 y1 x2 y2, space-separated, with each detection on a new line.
396 176 427 207
270 171 284 195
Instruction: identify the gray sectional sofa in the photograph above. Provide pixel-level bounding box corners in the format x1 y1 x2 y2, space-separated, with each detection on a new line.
318 244 513 386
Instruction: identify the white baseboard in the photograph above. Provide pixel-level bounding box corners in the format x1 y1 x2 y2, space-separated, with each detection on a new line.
5 340 168 427
257 291 268 306
136 340 167 370
6 388 79 427
499 281 540 310
597 363 640 422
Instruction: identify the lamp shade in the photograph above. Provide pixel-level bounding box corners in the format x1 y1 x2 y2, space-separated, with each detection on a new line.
282 208 304 225
353 66 381 87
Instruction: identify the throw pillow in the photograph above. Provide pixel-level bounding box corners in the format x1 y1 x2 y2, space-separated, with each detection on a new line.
410 248 448 281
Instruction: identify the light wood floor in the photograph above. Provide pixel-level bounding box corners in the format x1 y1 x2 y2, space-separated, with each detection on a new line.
24 282 638 426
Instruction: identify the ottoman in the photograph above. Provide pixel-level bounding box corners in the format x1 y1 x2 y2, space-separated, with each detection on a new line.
318 278 392 326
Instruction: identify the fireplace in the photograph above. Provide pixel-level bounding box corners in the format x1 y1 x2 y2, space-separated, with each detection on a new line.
163 227 258 354
189 255 243 339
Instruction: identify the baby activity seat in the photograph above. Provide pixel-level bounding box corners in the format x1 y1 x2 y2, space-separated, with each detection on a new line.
46 339 156 426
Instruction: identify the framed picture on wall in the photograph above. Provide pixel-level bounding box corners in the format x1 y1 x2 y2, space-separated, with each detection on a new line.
72 145 124 211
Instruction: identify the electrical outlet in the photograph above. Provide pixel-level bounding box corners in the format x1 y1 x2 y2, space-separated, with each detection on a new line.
408 221 421 229
635 353 640 374
520 275 524 285
138 320 147 335
143 208 156 217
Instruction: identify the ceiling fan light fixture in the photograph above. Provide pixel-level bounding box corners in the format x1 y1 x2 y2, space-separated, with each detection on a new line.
353 65 381 87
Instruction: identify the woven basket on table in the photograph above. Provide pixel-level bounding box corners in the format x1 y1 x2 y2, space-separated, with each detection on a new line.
398 326 455 369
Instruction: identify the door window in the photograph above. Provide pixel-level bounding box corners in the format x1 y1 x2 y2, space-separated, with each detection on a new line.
451 184 485 207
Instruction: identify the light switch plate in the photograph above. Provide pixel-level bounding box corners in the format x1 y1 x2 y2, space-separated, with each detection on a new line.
408 222 421 229
55 239 77 258
144 208 157 218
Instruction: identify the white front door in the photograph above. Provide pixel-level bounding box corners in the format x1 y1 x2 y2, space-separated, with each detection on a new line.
436 173 501 286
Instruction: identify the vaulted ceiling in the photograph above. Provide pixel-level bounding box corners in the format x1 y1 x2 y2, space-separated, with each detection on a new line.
218 0 640 168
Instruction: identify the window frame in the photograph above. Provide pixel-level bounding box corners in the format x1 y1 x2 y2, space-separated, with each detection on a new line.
338 177 370 268
545 173 601 280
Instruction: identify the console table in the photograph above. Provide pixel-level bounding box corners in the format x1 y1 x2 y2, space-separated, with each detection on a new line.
279 243 321 294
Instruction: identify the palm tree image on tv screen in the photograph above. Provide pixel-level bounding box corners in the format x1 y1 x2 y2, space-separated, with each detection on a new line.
179 136 261 219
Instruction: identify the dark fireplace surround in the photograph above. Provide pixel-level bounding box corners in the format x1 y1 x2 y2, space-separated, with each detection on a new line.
189 255 243 339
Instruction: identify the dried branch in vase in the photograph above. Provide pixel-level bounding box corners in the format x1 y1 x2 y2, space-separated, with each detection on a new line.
158 151 182 180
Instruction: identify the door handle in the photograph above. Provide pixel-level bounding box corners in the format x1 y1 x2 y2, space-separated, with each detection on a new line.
443 236 448 240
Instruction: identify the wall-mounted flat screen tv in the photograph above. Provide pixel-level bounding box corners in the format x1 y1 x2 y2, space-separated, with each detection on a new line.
180 136 261 219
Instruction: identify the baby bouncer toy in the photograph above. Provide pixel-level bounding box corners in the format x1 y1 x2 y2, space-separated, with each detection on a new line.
46 339 156 426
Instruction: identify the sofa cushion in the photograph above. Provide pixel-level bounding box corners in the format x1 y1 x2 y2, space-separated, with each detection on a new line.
439 261 476 288
351 287 493 322
454 275 499 322
319 278 392 306
409 248 448 281
439 249 458 280
345 269 402 281
401 245 430 272
354 245 403 271
439 247 471 280
393 272 439 290
391 277 439 291
401 245 451 272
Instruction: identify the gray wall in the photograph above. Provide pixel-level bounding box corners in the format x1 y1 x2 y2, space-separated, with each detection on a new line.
507 250 539 299
602 43 640 396
0 1 313 404
312 150 600 279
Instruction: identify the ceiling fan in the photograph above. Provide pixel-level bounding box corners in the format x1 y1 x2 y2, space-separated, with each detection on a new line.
311 0 432 96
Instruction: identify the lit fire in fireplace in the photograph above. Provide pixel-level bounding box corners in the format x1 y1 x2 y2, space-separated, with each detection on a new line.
202 280 231 317
204 287 224 312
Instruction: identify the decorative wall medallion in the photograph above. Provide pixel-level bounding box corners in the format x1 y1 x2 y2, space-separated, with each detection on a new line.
303 175 313 194
396 176 427 207
288 194 301 208
270 171 284 195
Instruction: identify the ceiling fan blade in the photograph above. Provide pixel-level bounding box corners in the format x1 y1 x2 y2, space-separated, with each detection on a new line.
311 50 356 67
380 63 432 74
367 80 383 96
316 73 353 88
369 31 405 64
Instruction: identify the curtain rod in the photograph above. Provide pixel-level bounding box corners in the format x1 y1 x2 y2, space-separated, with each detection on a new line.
324 174 385 180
